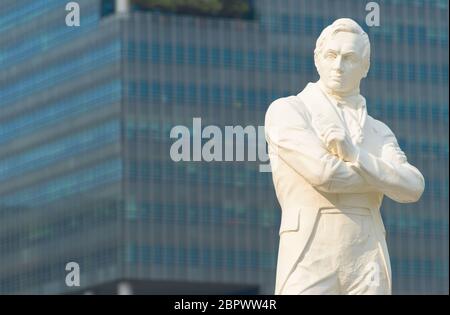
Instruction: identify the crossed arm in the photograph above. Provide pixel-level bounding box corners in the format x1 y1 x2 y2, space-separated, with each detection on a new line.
265 100 425 202
350 125 425 203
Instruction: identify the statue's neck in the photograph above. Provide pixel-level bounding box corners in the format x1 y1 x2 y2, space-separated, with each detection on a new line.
318 80 361 107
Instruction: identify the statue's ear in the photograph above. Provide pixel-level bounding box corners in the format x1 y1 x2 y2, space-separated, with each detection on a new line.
362 60 370 78
314 53 320 72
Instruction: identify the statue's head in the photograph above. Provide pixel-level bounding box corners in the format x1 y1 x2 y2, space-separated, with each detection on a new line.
314 18 370 95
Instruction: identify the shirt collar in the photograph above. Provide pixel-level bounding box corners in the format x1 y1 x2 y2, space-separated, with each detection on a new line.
316 81 368 139
317 80 365 111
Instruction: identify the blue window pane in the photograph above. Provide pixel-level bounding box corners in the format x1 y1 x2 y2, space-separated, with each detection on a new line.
200 85 208 104
234 50 243 68
163 43 173 64
163 83 173 103
188 83 197 104
151 42 160 63
176 44 184 64
210 47 220 66
199 47 208 65
223 48 231 67
140 41 148 62
211 85 221 104
176 83 185 103
128 81 136 98
152 81 161 102
271 51 279 71
187 46 196 64
140 80 148 99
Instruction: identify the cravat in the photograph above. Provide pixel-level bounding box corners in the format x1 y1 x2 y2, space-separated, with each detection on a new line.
337 102 364 145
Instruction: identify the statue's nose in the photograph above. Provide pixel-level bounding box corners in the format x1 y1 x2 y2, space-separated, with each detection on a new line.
332 55 344 71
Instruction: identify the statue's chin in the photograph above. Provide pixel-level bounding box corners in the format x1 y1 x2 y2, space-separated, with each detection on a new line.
325 81 345 93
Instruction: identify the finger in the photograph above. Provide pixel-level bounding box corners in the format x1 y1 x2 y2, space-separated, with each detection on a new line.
328 139 339 155
323 128 344 143
323 124 341 134
326 135 344 150
334 140 344 159
319 124 332 138
319 123 339 137
323 128 336 143
324 131 340 147
328 131 346 144
330 145 339 156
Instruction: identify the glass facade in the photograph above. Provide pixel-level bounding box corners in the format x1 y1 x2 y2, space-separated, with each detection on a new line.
0 0 448 294
0 0 123 294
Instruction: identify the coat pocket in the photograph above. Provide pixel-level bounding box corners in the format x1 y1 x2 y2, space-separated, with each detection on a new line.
279 207 301 235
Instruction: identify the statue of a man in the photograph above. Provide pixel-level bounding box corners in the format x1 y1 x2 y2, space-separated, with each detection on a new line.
265 18 425 295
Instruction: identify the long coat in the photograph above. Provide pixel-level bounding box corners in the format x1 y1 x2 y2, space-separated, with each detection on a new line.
264 82 425 294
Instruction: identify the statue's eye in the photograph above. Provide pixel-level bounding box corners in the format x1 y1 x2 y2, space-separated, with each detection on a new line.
325 53 336 59
345 55 357 63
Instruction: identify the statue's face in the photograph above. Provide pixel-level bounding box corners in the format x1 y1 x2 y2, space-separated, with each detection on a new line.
316 31 367 95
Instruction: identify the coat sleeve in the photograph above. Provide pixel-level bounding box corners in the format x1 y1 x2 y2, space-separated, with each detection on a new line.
349 120 425 203
265 97 377 194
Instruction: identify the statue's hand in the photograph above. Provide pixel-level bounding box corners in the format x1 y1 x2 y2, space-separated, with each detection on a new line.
322 124 359 162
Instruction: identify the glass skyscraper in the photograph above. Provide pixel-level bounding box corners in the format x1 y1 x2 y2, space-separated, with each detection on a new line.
0 0 448 294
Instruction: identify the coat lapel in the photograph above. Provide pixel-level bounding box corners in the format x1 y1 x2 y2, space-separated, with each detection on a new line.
297 82 347 142
297 82 368 145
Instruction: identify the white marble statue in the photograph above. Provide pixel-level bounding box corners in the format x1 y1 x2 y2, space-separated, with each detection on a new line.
265 18 425 295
